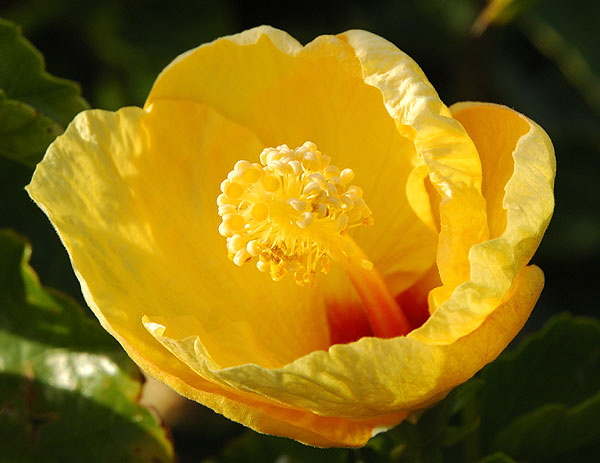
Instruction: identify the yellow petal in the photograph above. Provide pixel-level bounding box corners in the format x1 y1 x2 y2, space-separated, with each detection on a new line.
411 102 555 344
453 102 529 238
147 25 437 296
338 30 489 310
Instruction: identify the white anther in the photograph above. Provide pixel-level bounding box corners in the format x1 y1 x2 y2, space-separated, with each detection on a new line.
324 165 340 179
257 259 270 273
233 249 251 266
326 196 341 209
234 160 252 172
308 173 327 186
218 222 229 237
227 234 245 253
319 154 331 169
312 190 326 203
223 213 244 232
218 204 236 216
329 176 342 187
271 160 286 173
217 194 238 207
220 179 230 193
262 175 280 192
289 160 303 175
302 141 317 151
346 185 363 198
340 168 355 184
224 181 244 199
303 182 322 196
288 198 307 212
265 151 281 165
241 166 262 183
277 145 292 156
340 196 354 210
302 152 319 171
326 183 339 197
259 148 274 165
247 240 262 256
296 212 314 229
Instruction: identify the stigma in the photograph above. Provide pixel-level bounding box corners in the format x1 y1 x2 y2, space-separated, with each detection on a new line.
217 141 373 286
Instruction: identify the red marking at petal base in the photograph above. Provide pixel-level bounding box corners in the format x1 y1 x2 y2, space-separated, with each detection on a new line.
396 288 430 330
326 300 373 345
396 266 440 330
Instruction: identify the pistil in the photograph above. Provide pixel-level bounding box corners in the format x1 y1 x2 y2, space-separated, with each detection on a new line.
339 239 411 337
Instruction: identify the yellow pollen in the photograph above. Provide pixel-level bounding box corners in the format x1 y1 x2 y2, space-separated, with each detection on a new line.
217 141 374 286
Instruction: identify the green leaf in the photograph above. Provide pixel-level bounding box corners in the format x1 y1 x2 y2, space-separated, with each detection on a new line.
0 18 88 167
472 0 540 35
361 380 483 463
520 0 600 114
478 313 600 461
0 229 174 463
492 390 600 460
0 90 62 167
203 431 349 463
475 452 518 463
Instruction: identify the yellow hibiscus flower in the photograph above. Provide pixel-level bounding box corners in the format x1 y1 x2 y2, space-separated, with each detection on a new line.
27 26 555 447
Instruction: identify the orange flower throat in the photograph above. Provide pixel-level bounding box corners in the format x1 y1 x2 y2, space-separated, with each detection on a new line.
217 141 410 338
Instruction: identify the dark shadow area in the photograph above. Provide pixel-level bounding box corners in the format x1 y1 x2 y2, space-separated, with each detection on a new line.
0 373 173 463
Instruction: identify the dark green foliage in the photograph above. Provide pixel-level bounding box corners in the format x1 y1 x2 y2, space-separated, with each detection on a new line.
0 18 88 167
0 230 174 463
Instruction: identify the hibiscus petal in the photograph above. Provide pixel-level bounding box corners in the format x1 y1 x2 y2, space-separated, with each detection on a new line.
411 102 556 344
338 30 489 309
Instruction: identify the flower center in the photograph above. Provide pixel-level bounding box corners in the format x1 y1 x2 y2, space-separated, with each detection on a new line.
217 141 412 338
217 141 373 286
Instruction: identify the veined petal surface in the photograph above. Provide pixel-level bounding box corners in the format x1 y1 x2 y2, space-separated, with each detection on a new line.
410 102 555 344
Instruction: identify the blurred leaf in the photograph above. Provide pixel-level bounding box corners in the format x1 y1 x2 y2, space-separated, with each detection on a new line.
492 391 600 460
0 229 174 463
359 380 483 463
418 0 478 38
477 313 600 461
519 0 600 114
0 17 88 167
475 452 518 463
203 431 348 463
0 89 62 167
472 0 539 35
